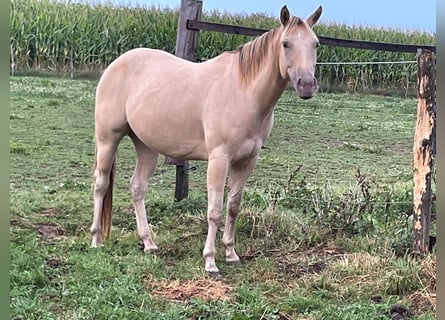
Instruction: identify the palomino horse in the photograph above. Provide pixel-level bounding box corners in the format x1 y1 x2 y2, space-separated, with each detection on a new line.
91 5 322 277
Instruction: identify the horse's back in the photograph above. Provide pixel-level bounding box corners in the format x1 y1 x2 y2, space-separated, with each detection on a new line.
95 48 210 159
95 48 190 120
96 48 190 99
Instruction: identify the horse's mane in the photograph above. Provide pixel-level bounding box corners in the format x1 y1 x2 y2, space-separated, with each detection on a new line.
235 17 304 84
235 28 280 84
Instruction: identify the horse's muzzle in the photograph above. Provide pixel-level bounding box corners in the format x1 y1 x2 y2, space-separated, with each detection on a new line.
294 76 317 100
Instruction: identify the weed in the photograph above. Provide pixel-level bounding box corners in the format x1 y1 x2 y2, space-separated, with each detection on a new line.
10 113 25 120
10 142 31 155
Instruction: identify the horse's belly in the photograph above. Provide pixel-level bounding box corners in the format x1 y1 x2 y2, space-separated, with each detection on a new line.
128 114 208 160
150 138 208 160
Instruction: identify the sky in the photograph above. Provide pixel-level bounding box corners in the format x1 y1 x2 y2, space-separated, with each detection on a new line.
109 0 436 33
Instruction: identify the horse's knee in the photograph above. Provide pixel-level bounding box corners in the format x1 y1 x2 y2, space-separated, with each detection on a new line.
90 224 100 234
93 172 110 195
91 225 101 239
227 193 242 216
136 223 150 239
130 179 147 201
207 208 223 224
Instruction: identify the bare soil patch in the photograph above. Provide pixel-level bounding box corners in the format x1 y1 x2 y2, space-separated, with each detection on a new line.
273 243 345 278
32 222 64 237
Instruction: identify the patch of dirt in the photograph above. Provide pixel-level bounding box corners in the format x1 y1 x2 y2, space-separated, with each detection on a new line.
10 219 20 228
389 304 412 320
239 243 346 278
45 256 68 281
144 276 233 302
275 256 327 278
370 295 383 303
32 222 64 237
47 256 64 269
273 243 345 278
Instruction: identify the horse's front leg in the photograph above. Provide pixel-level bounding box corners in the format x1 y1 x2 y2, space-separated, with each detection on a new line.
129 133 159 253
203 153 229 278
222 156 258 264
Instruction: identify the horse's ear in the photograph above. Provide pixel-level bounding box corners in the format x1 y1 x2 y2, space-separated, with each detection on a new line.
280 5 290 26
306 5 322 26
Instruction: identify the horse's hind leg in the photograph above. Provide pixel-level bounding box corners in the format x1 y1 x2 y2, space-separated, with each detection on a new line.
129 132 159 253
222 156 258 264
91 135 122 247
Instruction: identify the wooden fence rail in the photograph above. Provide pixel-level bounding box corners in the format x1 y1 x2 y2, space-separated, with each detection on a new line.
187 20 436 53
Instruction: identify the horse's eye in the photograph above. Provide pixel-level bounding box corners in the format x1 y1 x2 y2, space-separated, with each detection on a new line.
282 41 290 49
315 42 320 48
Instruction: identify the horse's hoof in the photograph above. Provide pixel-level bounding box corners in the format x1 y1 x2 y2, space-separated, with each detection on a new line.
227 259 241 266
139 241 159 254
207 271 221 280
143 247 159 255
91 242 103 248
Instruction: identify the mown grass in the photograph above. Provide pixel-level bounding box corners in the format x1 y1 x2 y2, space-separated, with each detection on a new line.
10 75 436 319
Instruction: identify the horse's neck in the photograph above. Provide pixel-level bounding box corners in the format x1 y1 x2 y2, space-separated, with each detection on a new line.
247 52 288 118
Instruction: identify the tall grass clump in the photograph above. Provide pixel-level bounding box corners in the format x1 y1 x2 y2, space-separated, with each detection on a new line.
10 0 435 93
241 166 423 251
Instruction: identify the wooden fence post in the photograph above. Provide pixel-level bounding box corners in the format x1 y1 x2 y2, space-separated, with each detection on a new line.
412 49 435 256
175 0 202 61
165 0 202 201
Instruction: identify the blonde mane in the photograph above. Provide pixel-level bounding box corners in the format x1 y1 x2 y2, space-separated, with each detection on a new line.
235 17 305 84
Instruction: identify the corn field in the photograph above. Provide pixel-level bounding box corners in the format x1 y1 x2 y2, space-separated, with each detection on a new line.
10 0 435 94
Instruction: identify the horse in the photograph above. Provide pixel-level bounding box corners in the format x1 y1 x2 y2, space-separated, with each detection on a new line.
90 5 322 278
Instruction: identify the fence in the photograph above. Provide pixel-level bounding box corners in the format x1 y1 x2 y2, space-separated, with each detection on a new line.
170 0 436 255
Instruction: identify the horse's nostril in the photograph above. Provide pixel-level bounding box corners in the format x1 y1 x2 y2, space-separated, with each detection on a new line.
297 77 316 88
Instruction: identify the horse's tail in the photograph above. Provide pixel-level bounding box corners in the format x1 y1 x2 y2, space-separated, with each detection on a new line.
93 141 116 241
101 159 115 241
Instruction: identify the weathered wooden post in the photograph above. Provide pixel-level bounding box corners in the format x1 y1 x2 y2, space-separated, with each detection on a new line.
175 0 202 62
412 49 435 256
165 0 202 201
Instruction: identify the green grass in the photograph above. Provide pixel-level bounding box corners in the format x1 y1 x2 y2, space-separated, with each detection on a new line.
10 75 436 319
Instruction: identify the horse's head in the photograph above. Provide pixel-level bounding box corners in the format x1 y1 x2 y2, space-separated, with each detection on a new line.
278 5 322 99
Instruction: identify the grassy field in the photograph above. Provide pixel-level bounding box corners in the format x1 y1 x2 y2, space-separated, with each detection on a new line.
10 75 436 319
